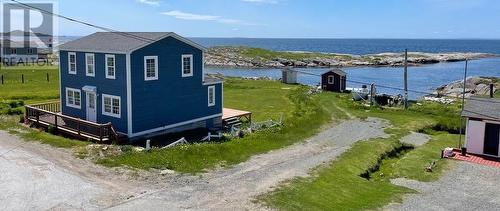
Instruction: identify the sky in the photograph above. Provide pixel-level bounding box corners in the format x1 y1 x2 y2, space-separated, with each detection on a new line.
7 0 500 39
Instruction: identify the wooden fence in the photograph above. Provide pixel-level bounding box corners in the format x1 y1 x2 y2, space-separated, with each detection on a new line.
25 101 119 143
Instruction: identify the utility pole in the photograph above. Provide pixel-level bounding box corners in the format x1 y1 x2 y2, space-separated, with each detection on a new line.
458 59 468 150
404 49 409 110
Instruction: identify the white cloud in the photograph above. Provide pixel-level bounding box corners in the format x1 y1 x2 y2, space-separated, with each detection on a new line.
162 10 263 26
241 0 279 4
137 0 161 6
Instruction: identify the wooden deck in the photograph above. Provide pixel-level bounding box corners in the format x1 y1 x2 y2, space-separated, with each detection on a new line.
25 102 120 143
223 108 252 122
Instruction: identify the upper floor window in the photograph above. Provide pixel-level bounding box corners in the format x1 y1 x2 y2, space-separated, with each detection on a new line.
102 94 121 118
144 56 158 81
85 53 95 77
328 75 334 84
66 87 81 109
208 86 215 107
68 52 77 74
182 54 193 77
105 54 116 79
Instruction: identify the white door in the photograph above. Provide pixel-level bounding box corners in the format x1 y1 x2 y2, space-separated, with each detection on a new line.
86 92 97 122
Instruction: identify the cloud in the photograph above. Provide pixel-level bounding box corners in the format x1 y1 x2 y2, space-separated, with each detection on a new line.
241 0 279 4
137 0 161 6
161 10 263 26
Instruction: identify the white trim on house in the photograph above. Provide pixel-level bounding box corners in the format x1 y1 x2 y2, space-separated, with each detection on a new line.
126 53 133 136
202 51 205 82
181 54 193 77
328 75 334 84
203 80 224 85
102 94 121 118
68 52 77 74
65 87 81 109
208 85 215 107
127 32 207 54
144 56 158 81
105 54 116 79
129 113 223 138
85 53 95 77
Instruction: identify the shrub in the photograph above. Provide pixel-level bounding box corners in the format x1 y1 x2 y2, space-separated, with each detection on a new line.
120 145 134 153
47 125 57 134
6 107 23 115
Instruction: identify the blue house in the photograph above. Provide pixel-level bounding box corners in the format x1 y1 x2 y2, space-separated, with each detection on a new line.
58 32 223 139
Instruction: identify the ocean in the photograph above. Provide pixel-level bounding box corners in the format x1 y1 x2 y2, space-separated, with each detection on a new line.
193 38 500 99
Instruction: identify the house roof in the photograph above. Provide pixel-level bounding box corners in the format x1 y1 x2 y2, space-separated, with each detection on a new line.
462 97 500 121
322 68 347 76
58 32 207 53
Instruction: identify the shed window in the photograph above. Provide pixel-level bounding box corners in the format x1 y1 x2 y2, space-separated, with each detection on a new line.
85 53 95 77
144 56 158 81
68 52 76 74
328 75 334 84
105 54 116 79
182 54 193 77
66 88 81 109
208 86 215 106
102 94 120 118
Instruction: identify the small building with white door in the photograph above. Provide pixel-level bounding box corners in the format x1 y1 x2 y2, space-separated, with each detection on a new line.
462 97 500 157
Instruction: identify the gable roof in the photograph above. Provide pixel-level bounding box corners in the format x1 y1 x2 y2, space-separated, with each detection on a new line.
462 97 500 121
58 32 206 53
322 68 346 76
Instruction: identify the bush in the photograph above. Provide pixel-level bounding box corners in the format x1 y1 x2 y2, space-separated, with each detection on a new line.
120 145 134 153
47 125 57 134
6 107 23 115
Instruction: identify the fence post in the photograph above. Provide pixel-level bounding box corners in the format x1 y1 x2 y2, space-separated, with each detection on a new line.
36 110 39 124
1 75 3 84
46 73 49 82
54 114 58 129
22 74 24 83
99 127 103 142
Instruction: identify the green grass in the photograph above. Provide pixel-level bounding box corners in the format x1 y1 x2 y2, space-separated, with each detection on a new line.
259 94 462 211
97 78 349 172
239 47 352 61
0 115 88 149
0 65 59 103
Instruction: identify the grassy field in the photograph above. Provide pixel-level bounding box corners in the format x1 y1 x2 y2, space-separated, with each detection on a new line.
259 94 461 210
97 79 349 172
0 65 59 103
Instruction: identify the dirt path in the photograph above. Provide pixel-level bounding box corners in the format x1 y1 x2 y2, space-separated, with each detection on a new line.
384 162 500 211
108 117 389 210
1 117 389 211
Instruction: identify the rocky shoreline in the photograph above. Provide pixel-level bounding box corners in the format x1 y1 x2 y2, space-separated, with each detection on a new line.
205 46 497 68
434 76 499 98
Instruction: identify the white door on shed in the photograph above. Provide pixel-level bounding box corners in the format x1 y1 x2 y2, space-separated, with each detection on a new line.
466 120 486 155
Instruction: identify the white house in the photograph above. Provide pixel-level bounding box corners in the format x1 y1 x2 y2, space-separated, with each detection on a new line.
463 97 500 157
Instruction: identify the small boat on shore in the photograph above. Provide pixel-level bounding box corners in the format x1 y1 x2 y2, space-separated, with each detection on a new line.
347 85 370 101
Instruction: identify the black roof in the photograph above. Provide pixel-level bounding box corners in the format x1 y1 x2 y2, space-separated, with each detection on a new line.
322 68 346 76
461 97 500 121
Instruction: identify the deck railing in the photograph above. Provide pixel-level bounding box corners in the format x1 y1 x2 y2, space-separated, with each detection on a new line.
25 101 119 143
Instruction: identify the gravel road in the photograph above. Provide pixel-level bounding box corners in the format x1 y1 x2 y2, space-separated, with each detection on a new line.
0 117 390 211
384 162 500 211
400 132 430 147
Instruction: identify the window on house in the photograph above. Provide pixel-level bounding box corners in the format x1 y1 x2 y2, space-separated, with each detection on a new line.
182 54 193 77
66 88 81 109
102 94 121 118
10 48 17 54
105 54 116 79
208 86 215 106
144 56 158 80
27 48 35 54
328 75 334 84
68 52 77 74
86 53 95 77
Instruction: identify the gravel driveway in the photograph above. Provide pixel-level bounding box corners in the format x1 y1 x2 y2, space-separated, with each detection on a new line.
0 117 390 210
385 161 500 211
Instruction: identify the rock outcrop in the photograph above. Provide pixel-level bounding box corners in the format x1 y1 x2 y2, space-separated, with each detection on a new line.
435 76 499 98
205 46 497 68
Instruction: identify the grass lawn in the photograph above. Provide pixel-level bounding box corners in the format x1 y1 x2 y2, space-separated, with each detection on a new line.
97 78 348 172
0 65 59 103
259 94 462 211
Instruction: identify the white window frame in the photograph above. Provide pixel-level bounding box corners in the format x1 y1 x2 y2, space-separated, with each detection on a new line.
328 75 334 84
85 53 95 77
181 54 193 77
105 54 116 79
208 86 215 107
65 87 81 109
144 56 158 81
102 94 121 118
68 52 77 74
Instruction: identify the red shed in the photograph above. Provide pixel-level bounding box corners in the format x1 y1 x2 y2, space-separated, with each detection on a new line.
321 69 347 92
